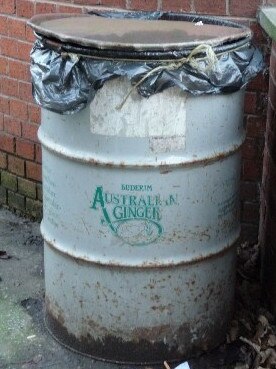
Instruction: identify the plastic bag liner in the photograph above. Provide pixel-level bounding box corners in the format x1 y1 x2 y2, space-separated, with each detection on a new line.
30 11 264 114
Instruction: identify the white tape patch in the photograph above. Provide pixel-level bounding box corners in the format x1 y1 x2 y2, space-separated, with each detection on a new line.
90 79 187 140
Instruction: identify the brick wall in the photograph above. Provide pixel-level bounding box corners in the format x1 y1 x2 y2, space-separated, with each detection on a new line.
259 40 276 314
0 0 272 242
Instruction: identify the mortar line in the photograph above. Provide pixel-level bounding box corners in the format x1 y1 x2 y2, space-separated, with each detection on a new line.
157 0 162 11
226 0 230 16
126 0 131 9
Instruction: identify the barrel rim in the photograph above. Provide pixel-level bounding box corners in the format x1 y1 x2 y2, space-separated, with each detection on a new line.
38 126 245 169
27 12 252 58
42 226 240 268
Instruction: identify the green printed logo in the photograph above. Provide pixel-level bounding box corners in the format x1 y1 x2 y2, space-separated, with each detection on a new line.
91 185 178 246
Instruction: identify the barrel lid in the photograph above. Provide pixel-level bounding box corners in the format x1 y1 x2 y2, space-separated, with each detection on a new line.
28 13 251 52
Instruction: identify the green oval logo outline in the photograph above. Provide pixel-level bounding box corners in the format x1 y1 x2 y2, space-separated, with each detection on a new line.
113 218 163 246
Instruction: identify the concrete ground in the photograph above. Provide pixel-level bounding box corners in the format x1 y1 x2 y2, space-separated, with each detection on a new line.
0 208 271 369
0 208 125 369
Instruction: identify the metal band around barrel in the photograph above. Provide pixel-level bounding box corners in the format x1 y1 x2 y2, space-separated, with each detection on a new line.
41 224 239 269
38 130 245 169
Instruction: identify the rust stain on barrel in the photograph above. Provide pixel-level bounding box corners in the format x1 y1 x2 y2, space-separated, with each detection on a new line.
45 295 228 364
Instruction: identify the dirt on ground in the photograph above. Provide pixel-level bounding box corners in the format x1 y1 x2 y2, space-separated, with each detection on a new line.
0 208 275 369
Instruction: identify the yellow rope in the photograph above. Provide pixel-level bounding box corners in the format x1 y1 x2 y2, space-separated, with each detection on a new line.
116 44 218 110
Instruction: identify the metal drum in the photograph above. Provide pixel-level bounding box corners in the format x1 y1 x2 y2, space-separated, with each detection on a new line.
29 12 249 364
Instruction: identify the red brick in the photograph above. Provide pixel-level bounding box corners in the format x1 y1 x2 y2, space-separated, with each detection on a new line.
28 104 41 124
270 48 276 86
57 4 82 13
35 1 57 14
25 25 36 43
0 96 10 114
18 177 36 198
0 0 16 14
0 113 3 130
262 153 269 189
259 136 265 154
0 152 7 169
241 223 259 244
73 0 100 4
18 81 32 100
273 41 276 55
267 101 276 133
194 0 226 15
16 0 35 18
162 0 190 11
4 116 21 136
0 37 19 59
267 126 276 163
0 133 14 153
8 190 25 211
244 91 257 115
229 0 262 17
263 53 271 76
16 138 35 160
245 136 264 162
7 17 26 39
8 59 30 82
250 22 268 46
35 143 42 163
269 75 276 111
36 183 42 201
241 181 259 202
26 161 42 181
243 159 262 181
242 137 258 160
246 115 266 138
268 152 276 189
26 198 42 218
257 93 268 116
0 15 8 36
17 41 32 62
8 155 25 176
101 0 125 6
1 77 19 98
22 122 38 142
10 99 28 120
242 202 260 224
261 149 274 199
247 72 269 92
1 38 31 63
0 56 8 75
129 0 158 10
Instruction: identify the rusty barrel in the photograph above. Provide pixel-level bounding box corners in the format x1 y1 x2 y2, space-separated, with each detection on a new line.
28 12 252 364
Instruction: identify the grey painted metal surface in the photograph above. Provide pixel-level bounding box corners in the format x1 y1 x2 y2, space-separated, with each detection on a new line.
39 79 245 363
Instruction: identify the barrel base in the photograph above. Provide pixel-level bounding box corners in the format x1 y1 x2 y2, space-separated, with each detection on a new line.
45 304 229 365
45 309 179 364
44 239 236 364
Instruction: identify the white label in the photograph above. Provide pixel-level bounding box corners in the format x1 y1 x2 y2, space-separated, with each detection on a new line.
90 78 187 140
